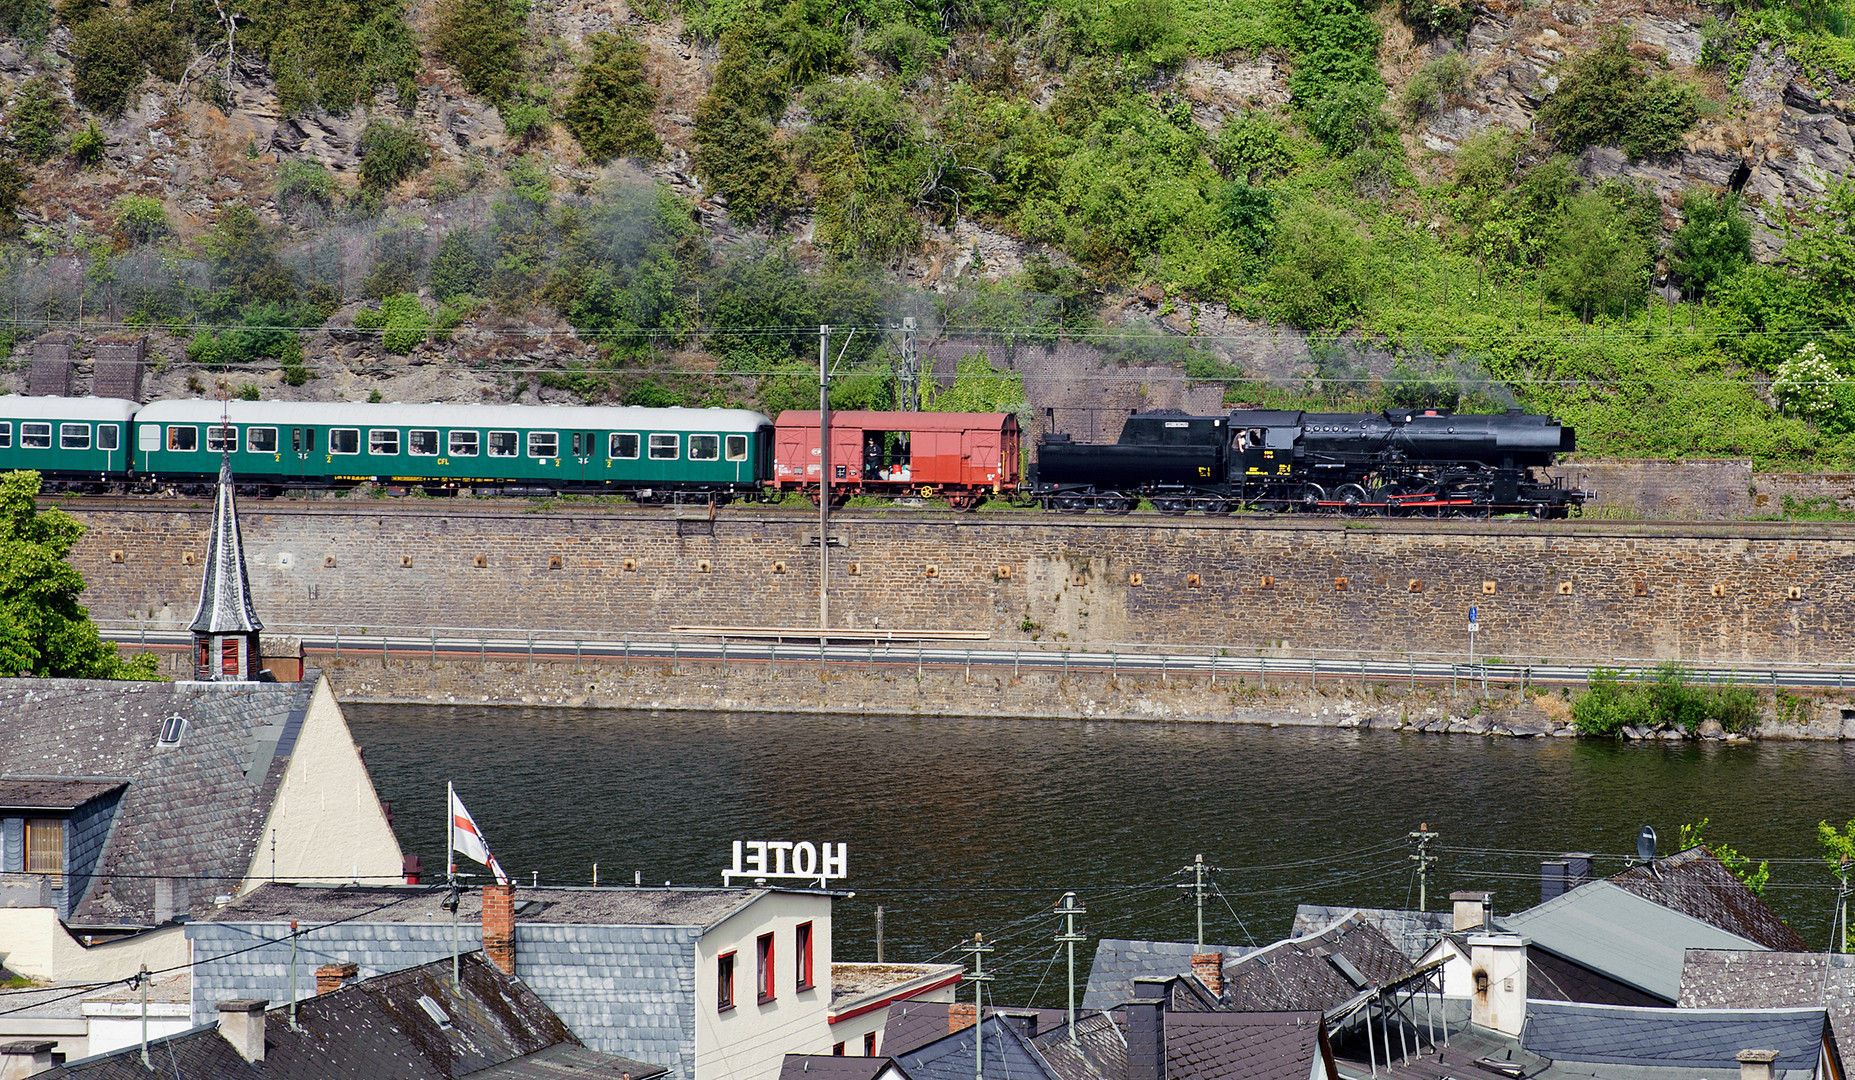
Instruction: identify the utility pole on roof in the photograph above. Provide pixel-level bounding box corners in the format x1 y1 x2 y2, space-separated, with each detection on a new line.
1177 854 1211 947
1055 892 1086 1041
1410 825 1438 911
967 933 994 1080
1836 858 1850 954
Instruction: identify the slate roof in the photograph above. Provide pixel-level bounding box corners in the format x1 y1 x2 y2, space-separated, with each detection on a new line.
1219 913 1414 1013
1497 881 1767 1002
1290 907 1453 963
0 677 318 925
1520 1000 1831 1073
43 953 669 1080
199 883 769 928
898 1016 1059 1080
1680 950 1855 1051
1162 1011 1327 1080
190 458 262 636
779 1055 911 1080
881 1005 1072 1059
0 779 125 812
1084 940 1253 1011
1609 847 1809 952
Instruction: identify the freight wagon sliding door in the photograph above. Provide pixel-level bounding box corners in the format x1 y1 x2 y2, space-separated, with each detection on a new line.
963 427 999 488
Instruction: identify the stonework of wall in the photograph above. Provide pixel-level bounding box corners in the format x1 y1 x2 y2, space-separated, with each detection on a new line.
1761 473 1855 514
70 504 1855 668
1564 459 1753 520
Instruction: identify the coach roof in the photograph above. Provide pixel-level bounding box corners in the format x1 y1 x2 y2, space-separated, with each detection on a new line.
133 399 774 433
0 395 141 421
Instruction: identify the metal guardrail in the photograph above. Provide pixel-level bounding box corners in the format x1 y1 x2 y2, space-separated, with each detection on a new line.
97 622 1855 693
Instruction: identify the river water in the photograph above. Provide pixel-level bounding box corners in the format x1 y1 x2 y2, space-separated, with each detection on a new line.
347 705 1855 1002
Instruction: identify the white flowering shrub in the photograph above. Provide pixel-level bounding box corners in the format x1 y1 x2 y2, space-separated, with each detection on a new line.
1773 343 1844 418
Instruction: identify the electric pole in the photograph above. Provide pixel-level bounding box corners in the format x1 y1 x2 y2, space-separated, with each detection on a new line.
1055 892 1086 1041
897 317 919 410
1837 858 1850 954
876 906 885 963
1177 854 1212 946
819 324 831 636
966 933 994 1080
1409 824 1438 911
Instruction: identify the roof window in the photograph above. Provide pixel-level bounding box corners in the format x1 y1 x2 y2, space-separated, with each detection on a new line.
157 715 187 746
417 994 452 1028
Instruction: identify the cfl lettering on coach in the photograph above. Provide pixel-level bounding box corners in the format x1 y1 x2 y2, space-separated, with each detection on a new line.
723 841 848 887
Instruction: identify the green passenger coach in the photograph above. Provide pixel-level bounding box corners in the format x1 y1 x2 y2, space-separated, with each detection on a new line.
131 400 775 496
0 395 138 485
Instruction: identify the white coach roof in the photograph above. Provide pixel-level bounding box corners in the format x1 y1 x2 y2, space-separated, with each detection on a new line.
0 395 141 421
133 399 774 432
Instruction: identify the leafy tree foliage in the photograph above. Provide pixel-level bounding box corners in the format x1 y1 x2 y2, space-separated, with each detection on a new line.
798 80 928 264
562 32 662 162
357 120 432 193
923 351 1028 414
1670 188 1751 298
1543 188 1652 318
0 471 160 680
1265 199 1376 330
8 77 61 162
1539 26 1701 160
1676 818 1771 896
239 0 420 114
69 9 155 117
433 0 528 103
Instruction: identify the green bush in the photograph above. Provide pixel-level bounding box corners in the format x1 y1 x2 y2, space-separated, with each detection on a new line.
0 0 51 42
69 11 146 117
68 120 104 165
275 159 335 214
797 80 929 264
353 292 430 352
357 120 431 193
500 94 551 144
246 0 420 115
562 32 661 162
1539 27 1702 160
430 228 491 302
1571 665 1760 736
1265 199 1377 330
113 194 168 244
1669 187 1751 299
8 78 61 163
1399 52 1469 119
1212 111 1297 183
433 0 528 103
196 204 298 312
1542 188 1652 319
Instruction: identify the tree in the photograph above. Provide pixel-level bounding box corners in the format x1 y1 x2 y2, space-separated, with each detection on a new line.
1670 188 1751 299
1818 819 1855 950
1539 26 1700 161
0 471 160 679
561 32 662 162
1677 818 1770 896
1543 189 1650 319
433 0 528 103
1264 199 1377 330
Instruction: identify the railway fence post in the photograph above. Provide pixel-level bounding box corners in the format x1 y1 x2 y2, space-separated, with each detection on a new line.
1360 656 1366 693
1063 650 1069 680
334 629 341 662
527 632 533 673
917 642 923 680
1014 646 1020 680
672 640 679 675
382 634 388 668
1310 654 1317 690
479 637 486 670
624 635 630 673
1161 652 1167 685
576 639 583 672
1111 646 1117 680
1209 647 1215 687
1409 659 1415 691
430 630 436 668
965 649 972 684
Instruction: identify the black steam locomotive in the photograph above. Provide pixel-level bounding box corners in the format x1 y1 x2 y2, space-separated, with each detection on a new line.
1033 407 1586 516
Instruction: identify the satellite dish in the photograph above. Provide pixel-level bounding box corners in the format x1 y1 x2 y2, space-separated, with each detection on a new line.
1637 826 1658 864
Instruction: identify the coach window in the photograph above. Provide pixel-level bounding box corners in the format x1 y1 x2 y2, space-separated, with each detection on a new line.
206 426 236 453
167 426 197 451
98 424 119 451
648 433 678 460
20 422 51 449
527 431 558 458
409 430 438 456
60 423 91 450
449 430 480 457
689 434 720 461
488 431 518 457
369 429 400 455
610 433 640 459
291 428 318 453
0 422 11 448
247 427 277 454
725 434 749 462
329 428 360 455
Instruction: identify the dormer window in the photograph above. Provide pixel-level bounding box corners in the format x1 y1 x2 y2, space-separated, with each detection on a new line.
158 716 187 746
25 819 63 886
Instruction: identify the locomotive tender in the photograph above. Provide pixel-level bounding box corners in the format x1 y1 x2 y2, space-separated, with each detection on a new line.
1035 407 1585 516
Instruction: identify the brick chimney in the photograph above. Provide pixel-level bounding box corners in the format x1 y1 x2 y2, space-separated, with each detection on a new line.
482 883 516 974
1191 953 1224 997
947 1003 977 1034
0 1040 58 1079
316 962 359 995
1128 978 1168 1080
217 999 269 1063
1452 891 1493 932
1737 1048 1780 1080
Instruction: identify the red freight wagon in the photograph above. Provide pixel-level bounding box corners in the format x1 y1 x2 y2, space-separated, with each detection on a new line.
773 411 1022 508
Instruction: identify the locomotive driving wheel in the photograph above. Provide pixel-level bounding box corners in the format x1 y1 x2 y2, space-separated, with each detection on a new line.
1298 483 1326 513
1373 484 1404 516
1153 497 1191 516
1335 483 1370 516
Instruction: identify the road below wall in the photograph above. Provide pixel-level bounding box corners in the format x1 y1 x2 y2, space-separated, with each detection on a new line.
67 503 1855 666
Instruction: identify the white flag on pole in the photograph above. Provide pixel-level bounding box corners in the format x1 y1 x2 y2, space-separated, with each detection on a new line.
449 785 510 885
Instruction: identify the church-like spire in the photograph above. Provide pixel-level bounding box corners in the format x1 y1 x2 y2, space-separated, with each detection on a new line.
189 457 263 680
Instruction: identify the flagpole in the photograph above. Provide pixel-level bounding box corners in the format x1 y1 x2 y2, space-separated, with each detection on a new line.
448 780 458 988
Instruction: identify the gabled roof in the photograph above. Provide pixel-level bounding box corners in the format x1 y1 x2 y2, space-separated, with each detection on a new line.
780 1055 913 1080
1290 907 1453 962
42 952 668 1080
898 1016 1060 1080
189 457 262 636
1084 940 1253 1010
1219 914 1414 1013
198 882 776 929
1497 881 1766 1001
0 778 126 812
1521 1000 1831 1073
883 1005 1073 1060
0 677 319 925
1609 847 1808 952
1162 1011 1327 1080
1681 950 1855 1051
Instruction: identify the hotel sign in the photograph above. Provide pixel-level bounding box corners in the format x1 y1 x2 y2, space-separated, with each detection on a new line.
723 841 848 888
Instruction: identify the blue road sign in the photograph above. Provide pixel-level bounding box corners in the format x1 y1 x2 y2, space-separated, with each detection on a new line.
1469 605 1478 623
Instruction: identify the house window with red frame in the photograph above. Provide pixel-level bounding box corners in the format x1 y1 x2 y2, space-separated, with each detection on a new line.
864 1032 878 1056
717 952 736 1011
796 922 815 991
757 933 775 1003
